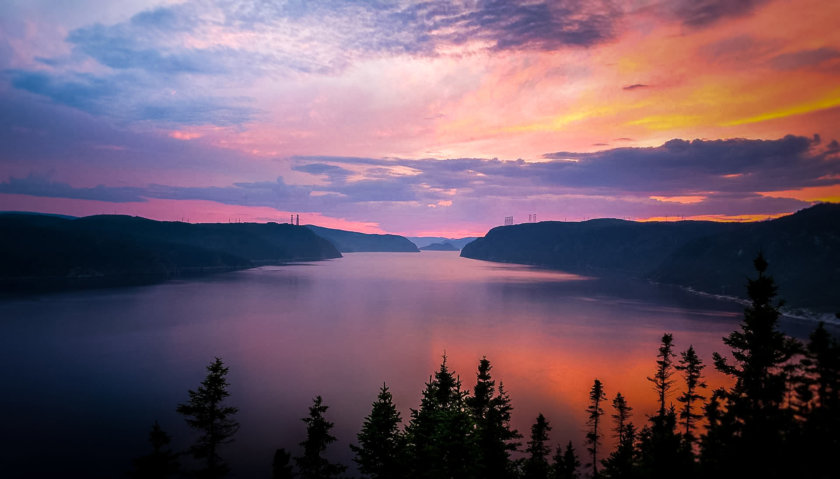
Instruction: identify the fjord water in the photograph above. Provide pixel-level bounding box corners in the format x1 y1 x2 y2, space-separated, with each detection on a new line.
0 252 811 476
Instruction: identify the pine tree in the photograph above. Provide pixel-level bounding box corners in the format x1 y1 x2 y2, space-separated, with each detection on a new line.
611 393 632 444
647 334 675 418
129 421 180 478
600 422 637 479
272 448 294 479
585 379 607 478
405 354 475 478
296 396 347 479
351 384 405 479
523 413 552 479
466 357 520 479
674 345 706 443
176 357 239 478
711 253 802 477
551 441 580 479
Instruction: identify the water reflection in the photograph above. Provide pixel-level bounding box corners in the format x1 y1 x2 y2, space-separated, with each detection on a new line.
0 251 808 476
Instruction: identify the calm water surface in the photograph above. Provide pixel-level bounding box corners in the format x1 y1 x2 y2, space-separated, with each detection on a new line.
0 252 819 476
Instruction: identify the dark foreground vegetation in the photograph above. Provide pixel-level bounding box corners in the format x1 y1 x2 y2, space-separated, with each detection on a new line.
461 203 840 312
132 254 839 478
0 213 340 291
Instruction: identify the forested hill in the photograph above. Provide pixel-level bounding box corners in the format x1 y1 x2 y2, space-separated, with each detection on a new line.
461 203 840 312
305 225 419 252
0 214 341 291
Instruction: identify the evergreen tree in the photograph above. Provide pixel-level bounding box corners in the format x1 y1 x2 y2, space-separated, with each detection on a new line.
711 253 802 477
698 388 734 477
296 396 346 479
600 422 637 479
523 413 551 479
351 384 405 479
466 357 520 479
129 421 180 478
611 393 633 444
272 448 294 479
674 345 706 443
176 357 239 478
405 355 475 478
647 334 675 418
635 407 687 479
585 379 606 478
551 441 580 479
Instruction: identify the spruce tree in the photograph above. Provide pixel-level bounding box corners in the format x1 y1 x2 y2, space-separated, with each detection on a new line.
129 421 180 478
600 422 637 479
405 355 474 478
647 334 675 418
466 357 520 479
272 448 294 479
296 396 346 479
611 393 632 444
351 384 404 479
523 413 551 479
176 357 239 478
711 253 801 477
551 441 580 479
675 345 706 443
585 379 606 478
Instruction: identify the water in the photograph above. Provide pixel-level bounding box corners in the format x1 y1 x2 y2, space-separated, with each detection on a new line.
0 252 820 476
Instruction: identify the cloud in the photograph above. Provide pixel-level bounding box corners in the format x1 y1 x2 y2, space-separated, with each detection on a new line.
670 0 769 28
623 83 648 90
0 173 146 202
769 47 840 71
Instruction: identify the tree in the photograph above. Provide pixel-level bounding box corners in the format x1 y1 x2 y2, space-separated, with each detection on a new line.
600 422 637 479
647 334 675 419
551 441 581 479
523 413 552 479
585 379 607 478
711 253 802 477
176 357 239 478
129 421 179 478
296 396 346 479
674 345 706 443
351 384 405 479
466 357 520 479
272 448 294 479
611 393 633 444
405 354 475 478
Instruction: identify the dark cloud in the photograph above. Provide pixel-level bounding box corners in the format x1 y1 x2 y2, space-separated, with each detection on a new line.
769 47 840 71
0 174 146 202
671 0 769 28
292 163 353 182
623 83 648 90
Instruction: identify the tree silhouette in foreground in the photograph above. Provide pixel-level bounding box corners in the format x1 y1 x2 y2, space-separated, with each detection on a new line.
129 421 179 478
523 413 552 479
351 384 405 479
467 357 521 479
296 396 346 479
272 448 293 479
710 253 802 478
551 441 580 479
675 345 706 443
585 379 606 478
600 393 636 479
176 357 239 478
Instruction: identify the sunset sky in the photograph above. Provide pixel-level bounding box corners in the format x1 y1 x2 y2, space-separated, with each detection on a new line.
1 0 839 236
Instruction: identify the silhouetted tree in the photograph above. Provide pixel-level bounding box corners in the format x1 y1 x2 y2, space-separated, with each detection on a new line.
551 441 580 479
523 413 552 479
611 393 633 444
466 357 520 479
176 357 239 478
647 334 675 418
585 379 606 478
675 345 706 443
405 354 475 478
296 396 346 479
601 422 637 479
711 253 802 477
272 448 294 479
351 384 405 479
129 421 179 478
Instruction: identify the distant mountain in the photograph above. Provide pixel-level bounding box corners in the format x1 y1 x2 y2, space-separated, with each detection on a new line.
419 242 459 251
306 225 419 252
0 214 341 292
408 236 478 249
461 204 840 312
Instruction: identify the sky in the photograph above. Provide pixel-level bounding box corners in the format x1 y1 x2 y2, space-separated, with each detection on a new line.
1 0 839 236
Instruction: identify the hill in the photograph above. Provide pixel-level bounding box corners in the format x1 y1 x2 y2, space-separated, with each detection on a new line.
461 204 840 312
306 225 419 252
0 214 341 292
419 242 459 251
408 236 478 249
